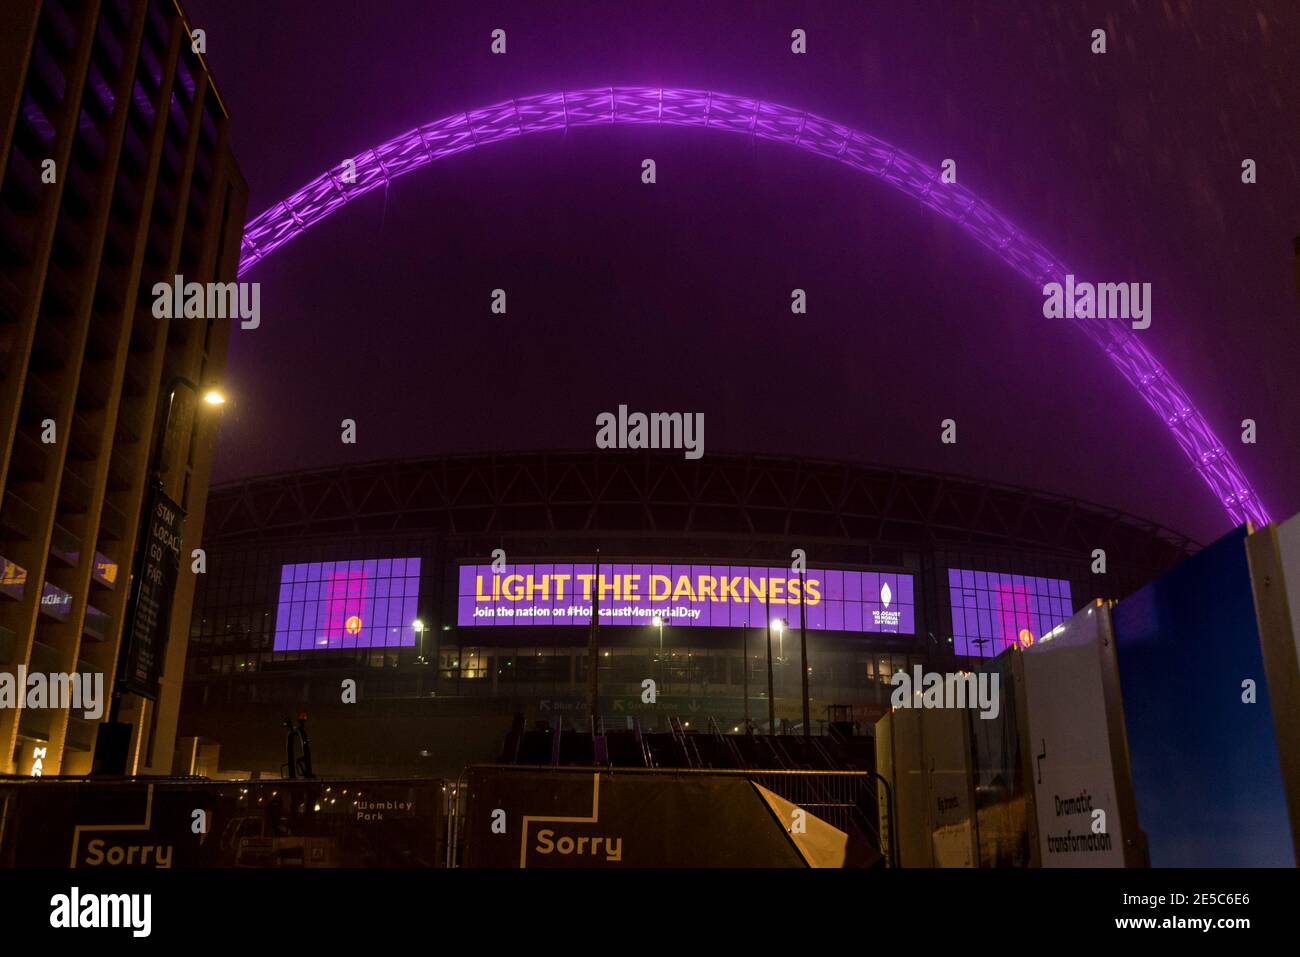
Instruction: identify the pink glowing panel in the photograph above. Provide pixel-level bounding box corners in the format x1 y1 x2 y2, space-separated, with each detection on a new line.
237 87 1268 529
273 558 421 651
948 568 1074 658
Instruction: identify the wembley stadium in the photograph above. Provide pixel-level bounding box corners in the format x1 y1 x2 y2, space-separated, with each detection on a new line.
174 449 1194 780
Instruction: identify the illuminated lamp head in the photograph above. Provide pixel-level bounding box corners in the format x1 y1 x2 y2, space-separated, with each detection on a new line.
345 615 363 636
1018 628 1035 648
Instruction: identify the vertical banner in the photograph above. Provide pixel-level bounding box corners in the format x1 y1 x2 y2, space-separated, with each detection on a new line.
1020 602 1139 867
121 486 185 700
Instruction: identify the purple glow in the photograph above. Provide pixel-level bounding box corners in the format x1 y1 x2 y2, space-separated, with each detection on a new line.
948 567 1073 658
273 558 421 651
457 562 914 634
236 86 1268 529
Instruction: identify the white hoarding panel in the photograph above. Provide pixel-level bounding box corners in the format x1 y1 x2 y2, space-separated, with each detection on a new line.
922 706 976 867
1021 603 1127 867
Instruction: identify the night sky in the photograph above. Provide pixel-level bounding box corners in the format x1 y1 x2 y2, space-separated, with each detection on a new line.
186 0 1299 545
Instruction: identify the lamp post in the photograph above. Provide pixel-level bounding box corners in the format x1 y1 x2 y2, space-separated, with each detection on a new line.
412 619 426 662
149 378 224 478
771 617 784 733
96 378 225 773
799 569 810 739
652 614 664 694
742 620 749 733
765 590 776 734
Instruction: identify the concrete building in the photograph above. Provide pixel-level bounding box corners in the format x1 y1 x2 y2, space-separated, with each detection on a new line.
0 0 246 774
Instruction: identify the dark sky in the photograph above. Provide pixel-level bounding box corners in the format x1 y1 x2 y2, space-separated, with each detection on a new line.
186 0 1299 544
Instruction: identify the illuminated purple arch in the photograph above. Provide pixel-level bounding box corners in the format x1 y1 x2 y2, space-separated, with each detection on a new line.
237 86 1268 528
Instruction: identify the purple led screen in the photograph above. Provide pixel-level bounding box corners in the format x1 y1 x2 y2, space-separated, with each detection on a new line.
273 558 421 651
948 568 1073 658
457 563 914 633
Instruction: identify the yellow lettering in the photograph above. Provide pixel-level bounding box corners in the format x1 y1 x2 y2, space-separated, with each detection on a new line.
85 838 105 866
770 577 786 603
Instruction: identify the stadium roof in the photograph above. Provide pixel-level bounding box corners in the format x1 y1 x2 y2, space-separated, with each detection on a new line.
204 451 1196 573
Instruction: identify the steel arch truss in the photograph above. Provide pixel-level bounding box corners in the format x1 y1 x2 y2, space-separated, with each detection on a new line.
205 451 1195 575
237 87 1268 528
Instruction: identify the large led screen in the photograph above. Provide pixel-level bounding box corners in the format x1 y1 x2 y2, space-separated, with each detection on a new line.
948 568 1073 657
457 562 914 633
273 558 421 651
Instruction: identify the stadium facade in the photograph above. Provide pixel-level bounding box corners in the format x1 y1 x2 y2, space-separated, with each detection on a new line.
177 450 1195 779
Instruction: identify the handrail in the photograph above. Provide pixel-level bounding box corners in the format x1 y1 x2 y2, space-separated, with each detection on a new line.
591 715 609 766
758 733 789 770
810 735 839 769
710 715 748 769
632 716 654 768
447 768 468 868
669 715 702 768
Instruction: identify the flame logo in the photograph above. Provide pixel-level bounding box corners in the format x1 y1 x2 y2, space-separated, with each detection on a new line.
880 582 892 608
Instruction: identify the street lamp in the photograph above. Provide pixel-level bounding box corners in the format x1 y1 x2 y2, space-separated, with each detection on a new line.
770 618 786 734
150 377 223 476
651 615 665 693
412 619 426 662
95 377 227 775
